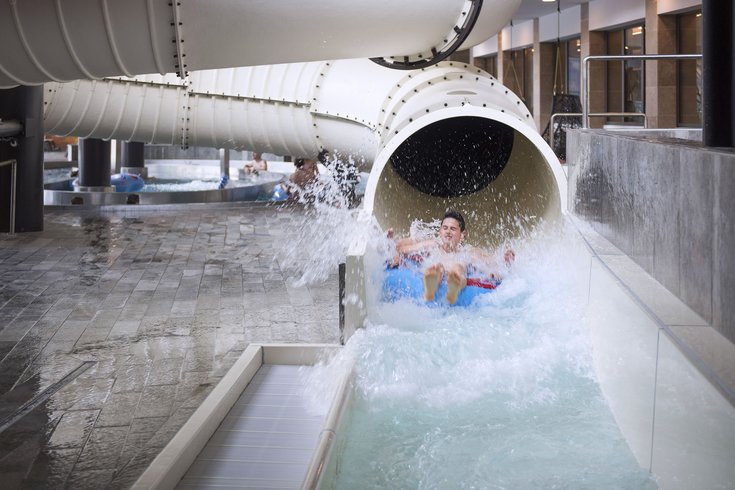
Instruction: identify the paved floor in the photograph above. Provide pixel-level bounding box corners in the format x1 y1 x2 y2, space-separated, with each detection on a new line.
0 202 341 489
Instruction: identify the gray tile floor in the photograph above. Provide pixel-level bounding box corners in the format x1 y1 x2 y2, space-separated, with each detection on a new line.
0 202 340 489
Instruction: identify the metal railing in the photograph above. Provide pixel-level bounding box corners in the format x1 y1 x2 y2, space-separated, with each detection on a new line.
549 111 646 154
581 53 702 128
0 159 17 235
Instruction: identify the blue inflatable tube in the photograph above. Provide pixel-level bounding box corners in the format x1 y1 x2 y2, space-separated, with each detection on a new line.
272 185 288 201
382 267 498 307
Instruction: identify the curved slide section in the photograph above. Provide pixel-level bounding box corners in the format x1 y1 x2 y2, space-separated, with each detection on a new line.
0 0 519 88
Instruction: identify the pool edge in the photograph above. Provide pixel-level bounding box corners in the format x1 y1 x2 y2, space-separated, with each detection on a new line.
131 343 343 490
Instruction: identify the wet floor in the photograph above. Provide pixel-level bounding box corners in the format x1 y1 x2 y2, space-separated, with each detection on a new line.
0 202 340 489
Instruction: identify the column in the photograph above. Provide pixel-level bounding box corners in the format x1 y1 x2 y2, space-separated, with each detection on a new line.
218 148 230 188
645 0 678 129
497 29 505 85
0 86 44 232
581 3 607 129
77 138 113 191
702 0 734 147
120 141 147 178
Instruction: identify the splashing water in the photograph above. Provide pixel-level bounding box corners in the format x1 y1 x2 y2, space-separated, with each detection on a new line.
276 154 380 286
299 219 657 489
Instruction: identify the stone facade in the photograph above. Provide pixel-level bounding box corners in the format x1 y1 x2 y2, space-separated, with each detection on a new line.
567 128 735 344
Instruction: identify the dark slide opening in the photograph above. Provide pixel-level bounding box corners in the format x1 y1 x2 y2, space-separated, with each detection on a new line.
390 116 514 197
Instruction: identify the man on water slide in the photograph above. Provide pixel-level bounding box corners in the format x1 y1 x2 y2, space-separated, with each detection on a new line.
387 209 515 305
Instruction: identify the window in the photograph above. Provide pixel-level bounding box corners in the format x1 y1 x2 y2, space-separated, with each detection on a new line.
566 38 581 96
606 24 645 124
505 47 534 113
677 10 702 126
474 56 497 78
554 38 582 96
553 37 581 96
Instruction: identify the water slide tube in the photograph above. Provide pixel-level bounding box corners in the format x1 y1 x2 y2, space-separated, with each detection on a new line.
0 0 519 87
20 0 564 320
43 59 567 244
5 0 565 238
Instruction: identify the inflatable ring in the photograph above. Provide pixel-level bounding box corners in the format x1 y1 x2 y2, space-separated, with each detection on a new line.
382 267 498 307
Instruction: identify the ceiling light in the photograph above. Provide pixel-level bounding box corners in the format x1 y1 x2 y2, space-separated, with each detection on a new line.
542 0 556 2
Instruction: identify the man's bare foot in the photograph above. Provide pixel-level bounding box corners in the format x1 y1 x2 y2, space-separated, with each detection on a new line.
446 269 467 305
423 264 443 301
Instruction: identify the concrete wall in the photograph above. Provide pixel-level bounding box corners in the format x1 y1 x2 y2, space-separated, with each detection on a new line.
567 129 735 344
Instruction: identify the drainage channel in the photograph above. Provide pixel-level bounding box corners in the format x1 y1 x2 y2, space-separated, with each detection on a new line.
0 361 96 434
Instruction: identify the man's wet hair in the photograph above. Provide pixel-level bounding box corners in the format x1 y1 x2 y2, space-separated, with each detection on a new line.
443 209 465 231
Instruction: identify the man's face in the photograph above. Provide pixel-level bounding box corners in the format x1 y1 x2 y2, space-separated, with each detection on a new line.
439 217 464 249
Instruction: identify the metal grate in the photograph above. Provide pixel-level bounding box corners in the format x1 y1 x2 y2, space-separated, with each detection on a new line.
177 364 325 489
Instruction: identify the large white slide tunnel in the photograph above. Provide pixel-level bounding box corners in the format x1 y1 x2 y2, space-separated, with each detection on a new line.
362 63 567 246
43 60 388 159
366 111 566 248
0 0 519 88
43 57 566 244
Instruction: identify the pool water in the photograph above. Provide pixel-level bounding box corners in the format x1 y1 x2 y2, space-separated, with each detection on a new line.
43 167 72 184
308 224 658 489
139 178 220 192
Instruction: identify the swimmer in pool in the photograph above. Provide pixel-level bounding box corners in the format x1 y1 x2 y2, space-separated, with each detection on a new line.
388 209 515 304
244 152 268 175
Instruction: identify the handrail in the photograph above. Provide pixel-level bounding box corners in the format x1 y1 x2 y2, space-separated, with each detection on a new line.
581 53 702 128
0 159 17 235
549 111 646 154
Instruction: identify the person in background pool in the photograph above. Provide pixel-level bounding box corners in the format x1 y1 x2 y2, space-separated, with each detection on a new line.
387 209 515 304
244 151 268 175
287 157 320 203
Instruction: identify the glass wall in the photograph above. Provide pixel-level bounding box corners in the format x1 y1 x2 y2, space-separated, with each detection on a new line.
552 37 581 96
677 10 702 127
606 24 645 124
505 47 534 113
566 38 581 96
474 55 497 78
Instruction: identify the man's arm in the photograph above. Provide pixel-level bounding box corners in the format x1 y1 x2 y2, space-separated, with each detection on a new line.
467 246 515 279
385 233 438 268
396 238 438 256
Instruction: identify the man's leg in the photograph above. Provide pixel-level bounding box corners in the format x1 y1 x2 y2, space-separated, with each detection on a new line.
446 263 467 305
423 263 444 301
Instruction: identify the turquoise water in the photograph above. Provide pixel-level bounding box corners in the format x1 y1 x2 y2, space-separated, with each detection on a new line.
309 227 657 489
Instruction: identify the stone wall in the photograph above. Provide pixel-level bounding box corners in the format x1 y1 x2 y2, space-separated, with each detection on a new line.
567 129 735 344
